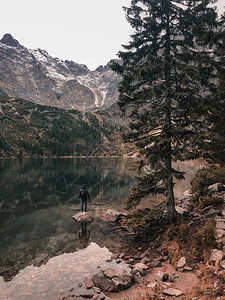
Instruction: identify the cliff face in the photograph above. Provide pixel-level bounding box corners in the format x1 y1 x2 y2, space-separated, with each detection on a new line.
0 34 120 111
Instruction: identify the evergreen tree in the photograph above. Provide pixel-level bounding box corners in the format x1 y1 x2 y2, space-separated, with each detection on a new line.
111 0 221 220
204 13 225 165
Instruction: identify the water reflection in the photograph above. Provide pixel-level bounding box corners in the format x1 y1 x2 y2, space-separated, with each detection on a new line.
0 157 137 282
0 242 130 300
78 222 91 249
0 157 202 286
0 157 137 225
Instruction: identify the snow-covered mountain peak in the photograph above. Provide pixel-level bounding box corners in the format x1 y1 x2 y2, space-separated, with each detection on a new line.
0 34 120 111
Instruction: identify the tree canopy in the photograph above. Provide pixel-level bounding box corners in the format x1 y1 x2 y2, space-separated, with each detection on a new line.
110 0 225 220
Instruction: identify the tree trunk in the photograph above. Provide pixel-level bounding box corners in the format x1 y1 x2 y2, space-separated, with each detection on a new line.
165 154 177 220
164 0 177 221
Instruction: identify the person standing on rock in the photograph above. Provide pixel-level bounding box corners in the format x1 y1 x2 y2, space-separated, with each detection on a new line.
79 184 91 213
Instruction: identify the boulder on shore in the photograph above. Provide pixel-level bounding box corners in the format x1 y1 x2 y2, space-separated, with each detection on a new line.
72 212 93 222
207 183 225 193
91 268 134 292
101 209 127 222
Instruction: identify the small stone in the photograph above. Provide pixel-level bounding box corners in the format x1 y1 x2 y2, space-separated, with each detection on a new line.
147 260 162 268
176 257 186 268
116 258 122 263
220 260 225 269
92 293 99 300
155 271 169 282
134 272 146 284
163 288 183 297
140 253 146 259
175 206 187 215
69 287 74 291
106 258 112 262
215 229 225 239
79 291 94 298
210 249 223 262
183 266 193 272
178 267 184 272
99 293 106 299
161 256 169 262
207 183 223 192
93 287 102 294
84 275 94 289
119 253 125 259
133 262 148 275
148 282 157 289
77 282 82 287
169 273 179 282
111 253 119 260
218 269 225 277
216 222 225 230
140 257 151 264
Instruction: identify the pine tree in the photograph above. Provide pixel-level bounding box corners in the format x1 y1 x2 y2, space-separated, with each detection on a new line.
110 0 221 220
204 12 225 165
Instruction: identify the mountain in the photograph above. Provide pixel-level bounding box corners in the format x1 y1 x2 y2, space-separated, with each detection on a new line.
0 34 120 111
0 93 134 157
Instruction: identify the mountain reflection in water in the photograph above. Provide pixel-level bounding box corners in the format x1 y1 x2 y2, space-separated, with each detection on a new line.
0 158 202 298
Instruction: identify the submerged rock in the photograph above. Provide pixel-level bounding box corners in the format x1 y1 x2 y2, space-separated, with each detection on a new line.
72 212 93 222
91 268 134 292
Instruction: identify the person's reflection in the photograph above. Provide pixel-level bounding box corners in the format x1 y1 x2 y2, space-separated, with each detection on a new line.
78 222 91 248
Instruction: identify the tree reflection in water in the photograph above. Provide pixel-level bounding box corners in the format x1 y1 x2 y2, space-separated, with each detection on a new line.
0 157 201 282
0 157 137 281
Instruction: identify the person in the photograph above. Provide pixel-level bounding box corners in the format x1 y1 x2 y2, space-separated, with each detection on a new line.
79 184 91 213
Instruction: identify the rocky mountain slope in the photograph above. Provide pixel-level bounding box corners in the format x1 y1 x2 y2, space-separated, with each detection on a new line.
0 94 133 157
0 34 120 111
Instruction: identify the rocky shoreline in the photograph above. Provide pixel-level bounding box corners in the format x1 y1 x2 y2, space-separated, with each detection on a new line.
61 183 225 299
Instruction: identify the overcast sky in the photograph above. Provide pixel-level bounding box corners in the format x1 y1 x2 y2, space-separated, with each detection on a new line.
0 0 224 70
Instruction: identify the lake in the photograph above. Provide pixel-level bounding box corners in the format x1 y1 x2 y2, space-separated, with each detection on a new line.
0 157 202 299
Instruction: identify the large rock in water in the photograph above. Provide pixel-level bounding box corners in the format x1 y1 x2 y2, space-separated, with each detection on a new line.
91 268 134 292
72 212 93 222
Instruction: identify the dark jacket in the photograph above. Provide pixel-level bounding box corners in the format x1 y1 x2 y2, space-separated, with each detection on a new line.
79 188 90 202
